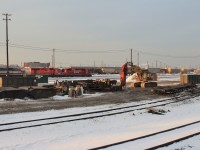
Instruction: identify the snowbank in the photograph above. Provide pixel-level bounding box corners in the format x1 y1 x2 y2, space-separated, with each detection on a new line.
126 73 139 82
51 93 105 101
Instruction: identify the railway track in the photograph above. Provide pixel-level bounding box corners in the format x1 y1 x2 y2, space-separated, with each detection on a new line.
0 92 199 133
146 131 200 150
89 120 200 150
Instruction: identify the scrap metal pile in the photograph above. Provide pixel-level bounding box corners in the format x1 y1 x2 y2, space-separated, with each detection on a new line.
151 84 196 95
53 79 121 96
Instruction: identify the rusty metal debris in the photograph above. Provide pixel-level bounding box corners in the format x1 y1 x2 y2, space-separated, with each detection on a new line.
151 84 196 95
53 79 121 96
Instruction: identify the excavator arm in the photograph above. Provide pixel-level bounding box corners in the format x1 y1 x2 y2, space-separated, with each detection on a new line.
120 63 128 87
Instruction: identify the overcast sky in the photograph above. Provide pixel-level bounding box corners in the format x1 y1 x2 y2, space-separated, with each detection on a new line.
0 0 200 68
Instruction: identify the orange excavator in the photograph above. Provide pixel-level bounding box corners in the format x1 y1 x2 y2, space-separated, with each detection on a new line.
120 62 157 88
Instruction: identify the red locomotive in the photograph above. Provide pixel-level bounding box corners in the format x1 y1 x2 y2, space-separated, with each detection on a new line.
25 67 91 77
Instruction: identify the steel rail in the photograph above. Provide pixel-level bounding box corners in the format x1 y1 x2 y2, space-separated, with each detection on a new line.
0 96 179 126
145 131 200 150
89 121 200 150
0 94 199 133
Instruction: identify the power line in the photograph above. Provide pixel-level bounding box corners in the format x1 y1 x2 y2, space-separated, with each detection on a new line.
0 42 200 58
130 49 200 59
56 50 128 53
7 45 51 52
0 42 129 53
0 42 51 51
138 50 200 59
0 42 51 50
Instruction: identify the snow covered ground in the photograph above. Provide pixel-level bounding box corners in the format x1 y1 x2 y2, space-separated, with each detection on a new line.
48 74 120 84
49 73 180 87
0 73 199 149
49 73 180 84
0 95 200 149
157 73 180 82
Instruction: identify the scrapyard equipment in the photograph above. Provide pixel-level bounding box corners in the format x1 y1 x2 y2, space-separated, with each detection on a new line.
53 79 121 96
68 85 83 97
68 86 76 97
120 62 157 88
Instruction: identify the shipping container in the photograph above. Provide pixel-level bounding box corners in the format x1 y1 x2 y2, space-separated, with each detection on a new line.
180 74 200 85
0 76 37 87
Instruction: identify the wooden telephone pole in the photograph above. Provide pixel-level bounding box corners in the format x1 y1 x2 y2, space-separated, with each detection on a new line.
3 13 11 76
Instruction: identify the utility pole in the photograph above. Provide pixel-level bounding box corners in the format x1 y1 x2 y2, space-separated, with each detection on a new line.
52 49 55 68
156 60 157 68
130 48 133 65
3 13 11 76
137 52 139 66
93 61 95 74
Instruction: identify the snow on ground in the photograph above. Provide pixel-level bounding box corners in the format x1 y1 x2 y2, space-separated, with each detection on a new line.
49 73 180 84
0 96 200 149
0 73 197 149
51 93 105 101
0 93 105 102
157 73 180 81
0 97 168 124
48 74 120 84
159 135 200 150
